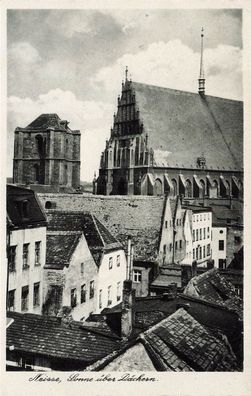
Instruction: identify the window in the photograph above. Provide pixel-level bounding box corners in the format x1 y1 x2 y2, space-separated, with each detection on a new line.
203 228 206 239
163 245 167 255
199 229 202 240
179 240 182 249
8 246 16 272
21 286 29 311
192 230 195 242
71 288 77 308
108 285 112 305
23 200 29 218
207 227 210 238
8 289 15 311
200 214 202 221
193 249 195 260
165 220 168 229
196 229 198 241
196 247 198 260
203 246 205 258
35 241 41 265
207 244 211 256
234 236 241 244
81 262 84 275
81 284 86 303
90 281 94 299
199 247 202 260
33 282 40 307
219 240 224 251
219 259 226 269
175 241 178 250
99 289 102 309
116 255 120 267
109 257 113 269
220 230 224 234
22 243 29 269
197 215 199 222
170 220 172 227
133 269 142 283
169 243 172 252
117 282 121 301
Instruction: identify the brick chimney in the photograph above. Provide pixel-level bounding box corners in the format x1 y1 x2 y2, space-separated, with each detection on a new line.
121 280 135 339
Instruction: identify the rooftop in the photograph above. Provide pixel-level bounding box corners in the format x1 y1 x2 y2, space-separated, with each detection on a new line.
7 184 47 229
15 113 80 134
131 81 243 171
142 308 238 371
39 194 170 263
6 312 123 365
184 268 243 318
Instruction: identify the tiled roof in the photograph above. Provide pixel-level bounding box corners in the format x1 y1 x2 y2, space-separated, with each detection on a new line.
184 268 243 318
46 232 81 269
132 82 242 171
142 308 238 371
7 184 47 229
40 195 168 262
46 211 121 250
7 312 122 364
16 113 79 133
151 265 182 288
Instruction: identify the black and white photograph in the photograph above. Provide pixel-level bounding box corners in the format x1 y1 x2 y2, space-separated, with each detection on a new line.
1 0 250 392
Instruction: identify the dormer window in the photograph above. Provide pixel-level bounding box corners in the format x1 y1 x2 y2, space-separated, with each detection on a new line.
197 155 206 169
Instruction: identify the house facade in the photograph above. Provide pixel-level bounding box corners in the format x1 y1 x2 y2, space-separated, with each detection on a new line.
7 185 47 314
43 211 127 320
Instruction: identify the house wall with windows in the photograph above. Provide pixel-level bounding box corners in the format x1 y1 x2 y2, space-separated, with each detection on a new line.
191 210 212 266
96 249 127 313
159 199 174 265
44 234 98 321
8 226 46 314
211 227 227 268
181 210 193 265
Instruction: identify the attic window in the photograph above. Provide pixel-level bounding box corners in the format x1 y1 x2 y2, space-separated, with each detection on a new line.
45 201 56 209
15 199 29 219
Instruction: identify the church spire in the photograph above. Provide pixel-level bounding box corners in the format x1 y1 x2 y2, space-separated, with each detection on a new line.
198 27 205 96
125 66 128 82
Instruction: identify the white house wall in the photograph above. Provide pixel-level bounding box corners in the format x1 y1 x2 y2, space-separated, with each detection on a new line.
8 226 46 314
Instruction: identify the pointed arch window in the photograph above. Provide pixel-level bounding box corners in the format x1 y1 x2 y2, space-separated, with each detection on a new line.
171 179 177 196
200 179 206 197
185 179 192 197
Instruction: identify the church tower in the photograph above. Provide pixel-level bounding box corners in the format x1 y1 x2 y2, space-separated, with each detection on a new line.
13 114 81 190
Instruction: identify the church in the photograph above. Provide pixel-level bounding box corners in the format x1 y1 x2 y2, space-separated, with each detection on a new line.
97 32 243 199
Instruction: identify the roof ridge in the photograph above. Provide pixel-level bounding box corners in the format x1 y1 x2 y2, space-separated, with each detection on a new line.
132 81 243 103
91 214 105 247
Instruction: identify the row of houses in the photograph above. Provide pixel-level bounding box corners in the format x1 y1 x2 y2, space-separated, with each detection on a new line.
6 184 243 322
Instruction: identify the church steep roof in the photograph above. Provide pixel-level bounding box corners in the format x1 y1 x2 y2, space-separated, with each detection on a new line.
16 113 79 133
131 82 243 171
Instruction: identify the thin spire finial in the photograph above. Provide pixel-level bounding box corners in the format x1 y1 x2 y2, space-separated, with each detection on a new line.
198 27 205 95
125 66 128 81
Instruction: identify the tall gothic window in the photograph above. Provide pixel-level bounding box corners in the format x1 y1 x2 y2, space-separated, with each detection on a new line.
185 179 192 197
213 180 219 197
171 179 177 196
200 179 206 197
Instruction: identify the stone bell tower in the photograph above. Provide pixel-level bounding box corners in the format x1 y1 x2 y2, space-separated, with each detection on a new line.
13 113 81 190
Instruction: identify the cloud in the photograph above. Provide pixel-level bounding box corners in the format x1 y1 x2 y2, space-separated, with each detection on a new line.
9 41 41 64
92 40 242 100
7 89 114 181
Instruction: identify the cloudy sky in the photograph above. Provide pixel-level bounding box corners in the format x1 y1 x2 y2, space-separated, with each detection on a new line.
7 8 242 181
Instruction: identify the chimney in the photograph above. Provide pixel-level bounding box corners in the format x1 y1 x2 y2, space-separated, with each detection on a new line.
121 280 135 339
126 236 133 280
192 260 198 278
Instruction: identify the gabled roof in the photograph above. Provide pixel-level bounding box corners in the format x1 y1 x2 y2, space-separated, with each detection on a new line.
131 82 242 171
6 312 122 365
142 308 238 371
40 195 169 262
16 113 79 133
46 211 122 250
45 232 82 269
184 268 243 318
7 184 47 229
